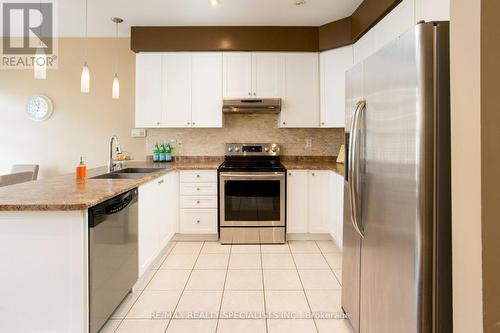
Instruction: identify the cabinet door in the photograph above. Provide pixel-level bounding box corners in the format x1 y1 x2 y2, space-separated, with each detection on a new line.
135 53 163 128
163 53 192 127
280 53 320 128
165 172 179 244
415 0 449 22
138 180 160 276
192 53 223 128
373 0 415 51
335 173 345 250
286 170 309 233
252 53 282 98
320 46 353 128
223 53 252 98
154 176 170 250
308 170 331 233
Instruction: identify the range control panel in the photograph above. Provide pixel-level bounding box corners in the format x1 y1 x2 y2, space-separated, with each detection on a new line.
225 143 281 156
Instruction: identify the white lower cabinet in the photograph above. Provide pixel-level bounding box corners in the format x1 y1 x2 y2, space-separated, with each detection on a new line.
286 169 344 250
179 170 218 234
138 172 178 276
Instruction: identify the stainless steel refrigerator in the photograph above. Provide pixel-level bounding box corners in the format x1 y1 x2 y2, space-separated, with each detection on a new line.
342 22 452 333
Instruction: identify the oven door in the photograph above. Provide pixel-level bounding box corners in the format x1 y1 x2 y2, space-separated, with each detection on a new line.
219 172 285 227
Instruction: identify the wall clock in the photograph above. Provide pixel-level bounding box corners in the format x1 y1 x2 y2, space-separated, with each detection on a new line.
26 95 54 122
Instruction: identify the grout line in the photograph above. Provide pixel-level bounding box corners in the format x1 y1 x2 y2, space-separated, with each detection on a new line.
289 242 320 333
259 244 269 333
163 241 205 333
315 240 342 287
214 243 232 332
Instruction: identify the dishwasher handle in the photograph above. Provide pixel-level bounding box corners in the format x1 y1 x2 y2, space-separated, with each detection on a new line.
89 188 138 228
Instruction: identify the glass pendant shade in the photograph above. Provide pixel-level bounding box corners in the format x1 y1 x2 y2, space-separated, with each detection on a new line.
81 62 90 93
34 44 47 80
112 74 120 99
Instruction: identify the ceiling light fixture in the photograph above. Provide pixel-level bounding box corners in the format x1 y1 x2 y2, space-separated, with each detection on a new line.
209 0 221 7
295 0 306 6
111 17 123 100
80 0 90 93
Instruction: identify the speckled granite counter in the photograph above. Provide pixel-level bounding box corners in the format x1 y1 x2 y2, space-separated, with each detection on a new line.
281 156 344 176
0 158 223 212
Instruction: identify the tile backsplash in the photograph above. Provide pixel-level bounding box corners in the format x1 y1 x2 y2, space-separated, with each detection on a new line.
146 114 344 156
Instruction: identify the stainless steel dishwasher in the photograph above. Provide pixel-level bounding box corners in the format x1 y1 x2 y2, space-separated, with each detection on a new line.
88 189 138 333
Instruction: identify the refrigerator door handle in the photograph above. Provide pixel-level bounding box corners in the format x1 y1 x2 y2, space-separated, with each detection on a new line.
349 100 366 238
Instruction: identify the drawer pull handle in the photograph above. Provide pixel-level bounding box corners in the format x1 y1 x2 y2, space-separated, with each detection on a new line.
196 188 200 191
197 220 201 223
197 200 200 204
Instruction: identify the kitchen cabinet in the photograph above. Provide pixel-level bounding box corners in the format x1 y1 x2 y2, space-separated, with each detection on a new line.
415 0 449 22
279 53 320 128
135 52 223 128
286 170 309 233
138 173 178 276
179 170 218 234
308 170 331 233
329 172 344 249
223 52 281 99
135 53 163 128
320 46 353 128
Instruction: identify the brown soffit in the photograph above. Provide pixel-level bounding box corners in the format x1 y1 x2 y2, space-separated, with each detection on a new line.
131 26 319 53
130 0 402 53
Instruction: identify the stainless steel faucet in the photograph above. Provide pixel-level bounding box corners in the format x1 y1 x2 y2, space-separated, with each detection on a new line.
108 135 123 172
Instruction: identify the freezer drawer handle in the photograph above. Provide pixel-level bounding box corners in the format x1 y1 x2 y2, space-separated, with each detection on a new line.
348 100 366 238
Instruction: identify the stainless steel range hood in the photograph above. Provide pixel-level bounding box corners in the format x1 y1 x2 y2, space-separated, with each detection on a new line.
223 99 281 114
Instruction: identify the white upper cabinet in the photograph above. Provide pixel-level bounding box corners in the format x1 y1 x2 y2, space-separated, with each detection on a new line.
320 46 353 128
163 53 192 127
252 53 282 98
223 53 253 98
415 0 450 22
280 53 320 128
135 52 223 128
191 53 223 128
135 53 163 128
223 52 282 99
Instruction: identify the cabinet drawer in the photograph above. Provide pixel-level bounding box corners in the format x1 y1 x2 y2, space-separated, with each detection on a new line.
180 196 217 209
180 209 217 234
180 183 217 196
180 170 217 183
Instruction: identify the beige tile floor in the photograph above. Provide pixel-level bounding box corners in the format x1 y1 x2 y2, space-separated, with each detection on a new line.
102 240 354 333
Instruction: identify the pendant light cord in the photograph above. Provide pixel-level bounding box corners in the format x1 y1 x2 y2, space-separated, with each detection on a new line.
84 0 88 60
114 21 118 74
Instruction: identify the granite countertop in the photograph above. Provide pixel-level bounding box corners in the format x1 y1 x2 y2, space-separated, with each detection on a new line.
0 158 223 212
281 156 344 176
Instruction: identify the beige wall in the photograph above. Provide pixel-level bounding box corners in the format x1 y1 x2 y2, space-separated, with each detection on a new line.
450 0 484 332
147 114 344 157
0 38 145 178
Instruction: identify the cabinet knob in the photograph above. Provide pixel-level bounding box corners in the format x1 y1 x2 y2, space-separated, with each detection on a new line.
196 200 200 204
196 174 200 178
156 122 160 126
196 220 201 224
321 122 325 125
282 122 286 125
196 187 200 191
253 93 256 96
158 179 164 185
192 122 195 126
248 92 251 96
187 122 190 125
288 173 292 176
312 173 315 176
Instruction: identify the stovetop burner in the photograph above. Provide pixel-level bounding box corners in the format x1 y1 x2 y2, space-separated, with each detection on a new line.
218 143 286 172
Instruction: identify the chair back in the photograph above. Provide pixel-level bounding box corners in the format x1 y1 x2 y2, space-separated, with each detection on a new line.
11 164 39 180
0 172 34 187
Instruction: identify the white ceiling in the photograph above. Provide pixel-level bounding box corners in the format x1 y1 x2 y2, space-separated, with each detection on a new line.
56 0 363 37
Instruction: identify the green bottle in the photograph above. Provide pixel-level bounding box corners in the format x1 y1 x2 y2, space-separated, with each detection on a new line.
159 142 167 162
166 143 172 162
153 143 160 162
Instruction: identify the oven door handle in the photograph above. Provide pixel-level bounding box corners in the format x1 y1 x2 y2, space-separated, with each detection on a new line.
219 172 285 179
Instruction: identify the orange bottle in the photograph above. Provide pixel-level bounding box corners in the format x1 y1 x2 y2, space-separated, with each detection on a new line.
76 156 87 183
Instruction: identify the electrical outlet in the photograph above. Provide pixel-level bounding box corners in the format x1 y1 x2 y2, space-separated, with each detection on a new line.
305 138 312 149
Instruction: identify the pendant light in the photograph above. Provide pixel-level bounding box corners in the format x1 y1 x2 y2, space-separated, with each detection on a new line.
80 0 90 92
34 0 46 79
111 17 123 99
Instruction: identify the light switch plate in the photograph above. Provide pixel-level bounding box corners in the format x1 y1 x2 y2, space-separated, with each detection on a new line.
131 128 147 137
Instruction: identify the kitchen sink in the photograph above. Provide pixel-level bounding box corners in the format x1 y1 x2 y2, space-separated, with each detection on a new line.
91 173 147 180
114 168 161 174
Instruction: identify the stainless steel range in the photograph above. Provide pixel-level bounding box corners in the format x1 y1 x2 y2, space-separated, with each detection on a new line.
218 143 286 244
